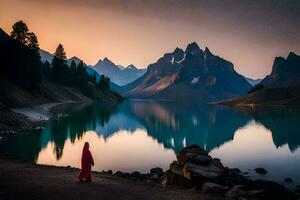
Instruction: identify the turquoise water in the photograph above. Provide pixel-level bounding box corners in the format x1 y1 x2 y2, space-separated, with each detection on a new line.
1 100 300 188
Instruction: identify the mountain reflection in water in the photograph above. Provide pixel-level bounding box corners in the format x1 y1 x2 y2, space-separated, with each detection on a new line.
1 101 300 185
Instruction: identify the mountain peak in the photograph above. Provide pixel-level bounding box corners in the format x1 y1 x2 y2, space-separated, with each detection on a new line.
173 47 183 53
204 47 213 57
95 59 103 65
69 56 81 61
185 42 201 55
103 57 112 62
126 64 137 70
287 52 300 61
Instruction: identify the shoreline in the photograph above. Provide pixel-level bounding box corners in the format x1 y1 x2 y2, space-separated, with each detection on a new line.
0 155 209 200
0 102 299 199
0 145 299 200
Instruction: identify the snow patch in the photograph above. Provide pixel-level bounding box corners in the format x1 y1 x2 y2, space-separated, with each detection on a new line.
191 76 200 84
170 56 175 64
176 53 186 63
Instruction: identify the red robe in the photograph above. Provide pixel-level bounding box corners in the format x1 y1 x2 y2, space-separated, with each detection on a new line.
78 144 94 181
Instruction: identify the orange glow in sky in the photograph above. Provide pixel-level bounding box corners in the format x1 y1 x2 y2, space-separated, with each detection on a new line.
1 0 299 78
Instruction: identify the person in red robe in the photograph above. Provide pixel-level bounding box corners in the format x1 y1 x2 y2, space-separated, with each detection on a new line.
78 142 94 182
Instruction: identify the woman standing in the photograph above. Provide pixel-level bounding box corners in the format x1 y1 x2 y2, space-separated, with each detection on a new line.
78 142 94 182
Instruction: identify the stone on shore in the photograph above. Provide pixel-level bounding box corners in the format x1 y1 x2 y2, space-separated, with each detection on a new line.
150 167 163 176
160 145 297 200
202 182 229 194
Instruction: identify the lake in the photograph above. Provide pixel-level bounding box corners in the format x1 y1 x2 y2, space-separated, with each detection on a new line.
1 100 300 188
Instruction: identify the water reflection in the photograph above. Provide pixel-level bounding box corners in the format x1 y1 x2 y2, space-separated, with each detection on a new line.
1 101 300 182
38 129 175 173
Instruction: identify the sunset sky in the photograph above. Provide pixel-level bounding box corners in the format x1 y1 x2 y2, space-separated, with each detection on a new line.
1 0 299 78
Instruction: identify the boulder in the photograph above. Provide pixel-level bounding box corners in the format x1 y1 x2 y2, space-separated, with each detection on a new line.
177 153 212 166
179 145 208 156
170 161 183 176
202 182 229 194
182 161 224 180
150 167 163 175
225 187 247 200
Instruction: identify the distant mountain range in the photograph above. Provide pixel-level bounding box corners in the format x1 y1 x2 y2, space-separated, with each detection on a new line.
39 50 146 86
120 42 252 102
223 52 300 106
92 58 146 86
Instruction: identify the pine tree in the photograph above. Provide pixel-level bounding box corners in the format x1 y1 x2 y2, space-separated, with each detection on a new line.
51 44 67 83
11 21 29 45
27 32 39 50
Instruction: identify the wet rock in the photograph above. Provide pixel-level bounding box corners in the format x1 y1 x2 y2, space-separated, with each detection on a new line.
255 168 268 174
202 182 229 194
150 167 163 176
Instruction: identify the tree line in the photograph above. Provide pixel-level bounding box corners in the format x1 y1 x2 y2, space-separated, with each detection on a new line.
1 20 111 98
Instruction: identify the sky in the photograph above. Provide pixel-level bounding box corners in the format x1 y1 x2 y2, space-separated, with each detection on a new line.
0 0 299 78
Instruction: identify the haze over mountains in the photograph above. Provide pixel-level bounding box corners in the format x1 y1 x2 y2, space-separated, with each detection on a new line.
39 42 300 105
224 52 300 106
39 50 146 86
121 42 252 102
92 58 146 86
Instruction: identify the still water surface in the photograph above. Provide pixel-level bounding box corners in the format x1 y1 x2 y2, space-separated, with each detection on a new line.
1 100 300 187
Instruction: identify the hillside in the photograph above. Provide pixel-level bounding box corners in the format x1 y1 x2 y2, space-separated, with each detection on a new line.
0 28 123 109
223 52 300 106
121 42 252 102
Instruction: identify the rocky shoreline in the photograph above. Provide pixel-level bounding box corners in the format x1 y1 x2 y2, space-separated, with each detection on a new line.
107 145 299 200
0 103 299 199
0 142 299 199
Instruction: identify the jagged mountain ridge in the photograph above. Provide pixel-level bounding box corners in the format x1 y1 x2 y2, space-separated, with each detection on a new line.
92 57 146 86
223 52 300 106
121 42 252 102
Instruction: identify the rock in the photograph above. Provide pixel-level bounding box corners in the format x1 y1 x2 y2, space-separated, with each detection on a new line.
170 161 183 176
225 187 247 200
202 182 229 194
182 161 224 180
106 170 113 175
284 177 293 183
179 145 208 156
247 189 265 197
149 173 160 181
150 167 163 175
255 168 268 174
226 168 241 175
177 153 212 166
131 171 140 176
159 174 168 186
